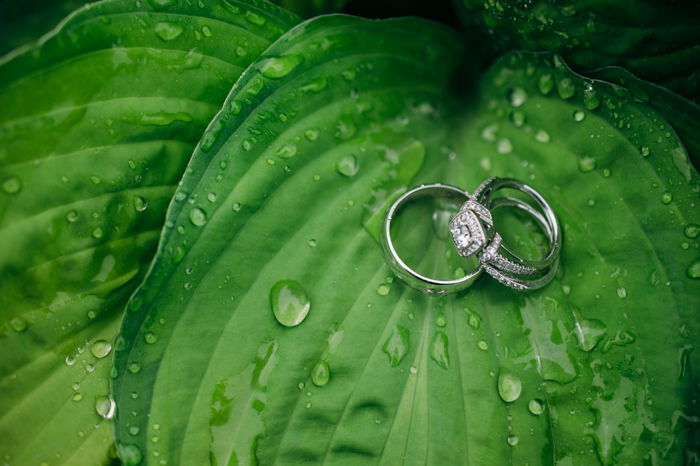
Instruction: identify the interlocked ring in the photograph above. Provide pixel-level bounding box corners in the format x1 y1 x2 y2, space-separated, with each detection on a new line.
452 177 561 290
381 184 481 295
382 179 560 294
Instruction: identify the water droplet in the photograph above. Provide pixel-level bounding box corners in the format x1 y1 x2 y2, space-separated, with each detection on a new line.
270 280 311 327
241 138 254 151
573 110 585 122
376 284 390 295
235 45 246 56
10 316 27 332
245 10 266 26
509 110 525 127
276 142 297 159
639 146 650 157
538 74 553 95
497 138 513 154
601 330 636 353
430 331 449 369
582 83 600 110
92 227 104 239
507 435 519 446
556 78 575 99
578 157 596 173
154 21 183 41
436 314 446 327
72 392 83 402
573 314 607 352
260 54 303 79
616 287 627 299
2 176 21 194
311 360 330 387
507 87 528 107
201 120 223 152
307 238 316 248
687 259 700 279
498 371 522 403
95 396 116 419
535 129 550 143
660 192 673 204
684 224 700 239
336 155 359 177
201 25 212 37
299 76 327 93
207 193 217 203
409 366 418 374
382 325 409 367
189 207 207 226
304 128 319 141
133 195 147 212
117 444 143 466
465 308 481 329
90 340 112 358
335 117 356 140
144 332 158 344
232 202 242 212
528 399 545 415
128 362 141 374
477 340 488 351
129 426 140 436
65 210 79 222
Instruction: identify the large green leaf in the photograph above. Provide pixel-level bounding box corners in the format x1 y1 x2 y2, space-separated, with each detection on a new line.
456 0 700 102
113 12 699 466
0 0 298 464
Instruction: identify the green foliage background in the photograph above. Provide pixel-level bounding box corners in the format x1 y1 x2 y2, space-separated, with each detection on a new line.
0 0 698 465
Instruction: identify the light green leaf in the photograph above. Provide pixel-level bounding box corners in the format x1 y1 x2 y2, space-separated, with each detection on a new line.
456 0 700 102
113 13 700 466
0 0 298 464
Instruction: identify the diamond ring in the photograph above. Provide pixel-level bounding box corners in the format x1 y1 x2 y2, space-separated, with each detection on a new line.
382 179 561 294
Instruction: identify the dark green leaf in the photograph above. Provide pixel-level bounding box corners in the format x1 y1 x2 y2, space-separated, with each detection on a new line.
456 0 700 101
113 13 699 466
270 0 347 18
590 65 700 170
0 0 92 56
0 0 298 464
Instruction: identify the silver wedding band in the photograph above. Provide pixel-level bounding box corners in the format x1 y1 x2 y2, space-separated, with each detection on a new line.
382 177 561 294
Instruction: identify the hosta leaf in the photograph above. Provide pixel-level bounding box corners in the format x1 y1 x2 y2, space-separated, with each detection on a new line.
0 0 298 464
456 0 700 102
589 66 700 170
270 0 347 18
113 16 699 466
0 0 92 56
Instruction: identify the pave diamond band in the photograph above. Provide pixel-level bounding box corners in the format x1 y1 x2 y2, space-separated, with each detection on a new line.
381 178 561 294
453 177 561 290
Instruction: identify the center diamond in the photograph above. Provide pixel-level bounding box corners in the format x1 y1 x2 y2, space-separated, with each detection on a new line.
449 200 492 257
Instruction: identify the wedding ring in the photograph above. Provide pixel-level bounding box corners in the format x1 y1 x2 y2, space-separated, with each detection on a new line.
381 184 481 295
382 179 560 294
452 177 561 290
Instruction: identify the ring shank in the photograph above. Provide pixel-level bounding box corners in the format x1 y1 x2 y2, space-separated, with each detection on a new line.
382 184 481 294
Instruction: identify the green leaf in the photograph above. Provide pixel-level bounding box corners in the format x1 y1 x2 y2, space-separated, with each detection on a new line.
456 0 700 102
113 12 699 466
589 65 700 170
270 0 347 18
0 0 298 464
0 0 91 56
